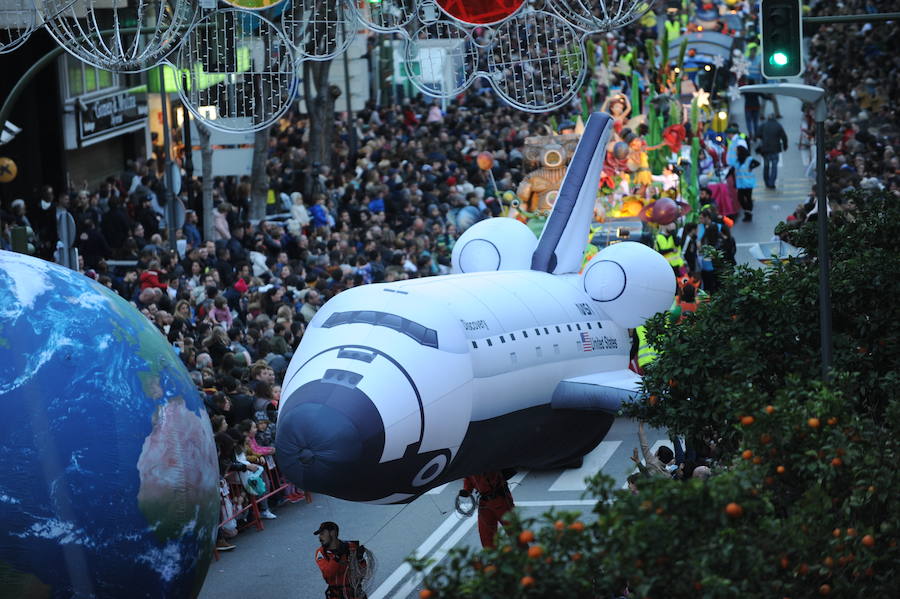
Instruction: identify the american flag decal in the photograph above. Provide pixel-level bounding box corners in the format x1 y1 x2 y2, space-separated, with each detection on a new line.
580 332 593 351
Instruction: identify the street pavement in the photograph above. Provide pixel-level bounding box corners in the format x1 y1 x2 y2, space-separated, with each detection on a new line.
199 89 810 599
199 419 672 599
731 81 811 266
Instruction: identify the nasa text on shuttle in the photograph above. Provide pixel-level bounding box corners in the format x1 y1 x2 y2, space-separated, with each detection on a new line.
275 113 675 504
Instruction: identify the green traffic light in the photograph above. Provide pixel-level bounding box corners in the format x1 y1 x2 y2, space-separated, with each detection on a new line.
770 52 789 66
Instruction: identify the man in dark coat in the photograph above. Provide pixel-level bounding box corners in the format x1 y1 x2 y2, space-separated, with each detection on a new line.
758 114 788 189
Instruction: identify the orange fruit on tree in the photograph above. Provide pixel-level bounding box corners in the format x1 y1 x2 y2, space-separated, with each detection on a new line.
741 415 755 426
831 457 843 467
554 520 565 531
484 565 497 574
725 502 743 518
862 534 875 548
798 563 809 576
808 417 821 429
571 552 582 561
765 405 775 414
527 545 544 559
419 590 433 599
833 528 842 538
668 378 678 388
823 556 834 569
764 476 775 486
760 433 772 444
742 449 753 460
846 528 857 537
819 584 831 595
518 530 535 544
520 576 535 588
779 556 790 569
776 465 786 474
827 417 838 426
568 521 585 532
753 456 763 465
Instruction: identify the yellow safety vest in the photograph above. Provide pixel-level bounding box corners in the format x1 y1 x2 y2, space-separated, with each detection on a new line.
655 233 684 268
636 326 659 368
665 19 681 43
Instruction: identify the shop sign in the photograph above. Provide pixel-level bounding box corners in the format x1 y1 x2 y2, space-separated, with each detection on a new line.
78 91 148 143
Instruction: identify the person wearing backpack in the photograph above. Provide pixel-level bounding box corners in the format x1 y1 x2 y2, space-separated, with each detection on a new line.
728 144 761 222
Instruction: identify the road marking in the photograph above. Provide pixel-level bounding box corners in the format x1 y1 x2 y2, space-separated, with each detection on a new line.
426 483 449 495
372 470 529 599
516 499 597 507
388 498 599 598
369 508 465 599
549 441 621 491
389 515 479 599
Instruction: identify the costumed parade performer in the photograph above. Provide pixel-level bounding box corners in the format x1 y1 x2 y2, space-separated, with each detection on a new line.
314 521 370 599
458 471 516 549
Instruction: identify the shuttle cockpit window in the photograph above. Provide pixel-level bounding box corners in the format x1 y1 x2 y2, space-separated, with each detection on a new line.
322 311 439 349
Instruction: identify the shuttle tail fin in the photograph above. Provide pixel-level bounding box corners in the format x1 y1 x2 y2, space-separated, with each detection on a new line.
530 112 614 274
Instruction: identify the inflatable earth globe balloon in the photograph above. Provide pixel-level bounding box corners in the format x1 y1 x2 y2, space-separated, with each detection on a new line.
0 251 218 598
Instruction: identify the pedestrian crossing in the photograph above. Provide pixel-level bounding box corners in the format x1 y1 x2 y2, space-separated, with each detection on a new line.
425 438 674 497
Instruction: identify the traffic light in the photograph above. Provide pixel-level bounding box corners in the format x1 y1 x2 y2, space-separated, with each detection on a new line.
760 0 803 78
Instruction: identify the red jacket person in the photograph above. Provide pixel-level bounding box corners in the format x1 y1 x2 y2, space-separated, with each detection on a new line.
314 521 367 599
459 471 515 548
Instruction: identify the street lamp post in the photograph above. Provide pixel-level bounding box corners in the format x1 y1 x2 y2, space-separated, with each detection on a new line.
739 83 831 381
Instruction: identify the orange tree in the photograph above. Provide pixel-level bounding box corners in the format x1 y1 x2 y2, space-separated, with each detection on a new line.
409 189 899 597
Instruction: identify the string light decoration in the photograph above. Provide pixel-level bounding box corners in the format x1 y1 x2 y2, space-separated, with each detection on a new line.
174 8 296 133
405 18 479 97
281 0 358 62
357 0 416 33
0 0 37 54
38 0 199 73
0 0 654 126
547 0 650 33
486 9 585 111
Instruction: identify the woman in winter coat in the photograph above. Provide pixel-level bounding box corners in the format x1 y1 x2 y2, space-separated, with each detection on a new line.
728 145 760 222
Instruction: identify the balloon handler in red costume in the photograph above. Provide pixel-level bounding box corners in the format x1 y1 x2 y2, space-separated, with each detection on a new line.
457 471 516 548
314 521 368 599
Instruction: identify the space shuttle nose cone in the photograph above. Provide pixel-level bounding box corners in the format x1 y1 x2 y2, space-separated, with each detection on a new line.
275 378 386 498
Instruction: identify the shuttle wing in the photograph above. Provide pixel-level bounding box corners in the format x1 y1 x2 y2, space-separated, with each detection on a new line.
550 369 641 413
531 111 614 274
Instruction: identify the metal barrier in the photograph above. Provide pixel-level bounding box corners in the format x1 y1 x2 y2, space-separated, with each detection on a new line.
214 459 311 560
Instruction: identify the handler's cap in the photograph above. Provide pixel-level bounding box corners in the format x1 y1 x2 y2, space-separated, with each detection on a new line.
314 521 338 535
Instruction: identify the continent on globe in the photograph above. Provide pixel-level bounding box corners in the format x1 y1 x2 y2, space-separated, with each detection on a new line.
0 251 219 599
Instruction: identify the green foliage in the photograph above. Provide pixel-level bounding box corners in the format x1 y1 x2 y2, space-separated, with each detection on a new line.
410 190 900 597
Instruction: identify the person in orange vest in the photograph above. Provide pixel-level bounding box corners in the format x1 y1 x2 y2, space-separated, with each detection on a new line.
314 521 368 599
458 471 515 548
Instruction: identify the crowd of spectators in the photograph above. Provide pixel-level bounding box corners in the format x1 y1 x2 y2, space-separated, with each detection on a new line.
798 0 900 218
3 0 894 555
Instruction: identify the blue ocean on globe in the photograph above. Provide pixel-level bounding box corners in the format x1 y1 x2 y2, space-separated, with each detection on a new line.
0 251 219 598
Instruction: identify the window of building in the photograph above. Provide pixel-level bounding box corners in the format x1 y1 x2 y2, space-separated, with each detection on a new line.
63 55 119 99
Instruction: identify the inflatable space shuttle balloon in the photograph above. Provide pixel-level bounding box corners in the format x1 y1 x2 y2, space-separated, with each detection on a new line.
276 113 675 504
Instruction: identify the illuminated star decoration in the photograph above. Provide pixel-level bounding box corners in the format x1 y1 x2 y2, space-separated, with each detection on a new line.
730 54 750 79
727 85 742 103
693 88 711 108
712 54 725 68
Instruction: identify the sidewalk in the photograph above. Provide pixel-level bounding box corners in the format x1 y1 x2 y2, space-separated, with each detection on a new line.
729 79 810 266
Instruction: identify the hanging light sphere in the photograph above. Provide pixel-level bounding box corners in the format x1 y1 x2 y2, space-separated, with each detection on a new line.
549 1 650 33
0 0 37 55
39 0 199 73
